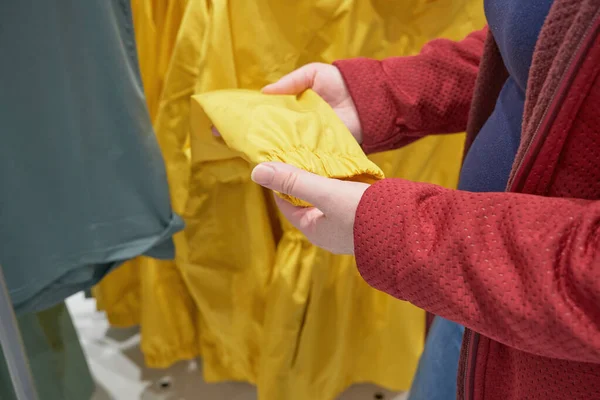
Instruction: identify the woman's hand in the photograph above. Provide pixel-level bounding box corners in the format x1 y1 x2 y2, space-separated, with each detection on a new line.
263 63 363 144
251 162 369 255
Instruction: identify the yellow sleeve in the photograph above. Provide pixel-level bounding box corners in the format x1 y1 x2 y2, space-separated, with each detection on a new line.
190 89 384 207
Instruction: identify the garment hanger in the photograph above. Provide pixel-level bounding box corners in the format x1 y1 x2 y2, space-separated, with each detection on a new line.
0 264 39 400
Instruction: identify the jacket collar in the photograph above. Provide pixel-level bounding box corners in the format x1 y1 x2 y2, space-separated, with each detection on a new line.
509 0 600 191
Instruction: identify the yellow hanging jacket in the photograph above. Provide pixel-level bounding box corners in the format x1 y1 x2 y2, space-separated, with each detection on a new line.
176 1 486 399
94 0 201 367
98 0 486 397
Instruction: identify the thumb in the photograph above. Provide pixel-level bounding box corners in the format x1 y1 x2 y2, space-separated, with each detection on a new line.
261 64 317 95
251 162 334 212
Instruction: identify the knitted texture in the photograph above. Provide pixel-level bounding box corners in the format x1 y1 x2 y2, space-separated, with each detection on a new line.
355 177 600 354
342 0 600 399
335 28 486 155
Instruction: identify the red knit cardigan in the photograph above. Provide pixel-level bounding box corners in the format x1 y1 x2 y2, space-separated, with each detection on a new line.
335 0 600 399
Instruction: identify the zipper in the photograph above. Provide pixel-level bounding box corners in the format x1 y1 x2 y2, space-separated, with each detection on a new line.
460 10 600 400
460 329 471 400
461 329 479 400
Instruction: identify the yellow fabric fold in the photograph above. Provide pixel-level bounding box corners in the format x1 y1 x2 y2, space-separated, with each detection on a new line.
190 89 384 207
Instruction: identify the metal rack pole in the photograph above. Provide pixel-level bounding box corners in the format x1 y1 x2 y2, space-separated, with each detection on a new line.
0 264 39 400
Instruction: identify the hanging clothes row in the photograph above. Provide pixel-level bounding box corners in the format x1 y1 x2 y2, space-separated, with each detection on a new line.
94 1 486 399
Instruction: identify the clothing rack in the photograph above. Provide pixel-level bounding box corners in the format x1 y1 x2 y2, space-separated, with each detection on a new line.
0 264 39 400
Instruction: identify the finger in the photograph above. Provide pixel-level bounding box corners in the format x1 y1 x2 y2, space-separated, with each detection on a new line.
251 162 336 213
273 195 326 235
261 64 318 95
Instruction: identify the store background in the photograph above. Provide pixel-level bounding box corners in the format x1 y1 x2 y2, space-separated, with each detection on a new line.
66 294 407 400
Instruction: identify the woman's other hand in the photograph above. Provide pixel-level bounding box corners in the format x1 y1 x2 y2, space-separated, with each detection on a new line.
263 63 363 144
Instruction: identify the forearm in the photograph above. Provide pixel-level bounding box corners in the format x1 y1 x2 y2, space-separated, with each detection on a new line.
354 178 600 362
335 28 487 154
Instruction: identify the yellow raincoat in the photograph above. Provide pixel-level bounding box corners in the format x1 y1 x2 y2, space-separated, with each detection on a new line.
94 0 201 365
97 0 486 398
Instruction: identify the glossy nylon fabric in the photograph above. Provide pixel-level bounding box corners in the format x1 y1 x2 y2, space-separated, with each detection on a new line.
92 0 200 365
0 0 183 314
191 89 385 206
96 0 486 397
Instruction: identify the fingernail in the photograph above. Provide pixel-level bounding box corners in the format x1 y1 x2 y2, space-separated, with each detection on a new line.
251 164 275 185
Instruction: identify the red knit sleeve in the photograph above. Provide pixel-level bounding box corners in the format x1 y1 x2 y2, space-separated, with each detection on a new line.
334 28 487 154
354 179 600 363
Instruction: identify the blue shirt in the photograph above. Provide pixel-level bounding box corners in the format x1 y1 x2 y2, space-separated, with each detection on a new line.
458 0 554 192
